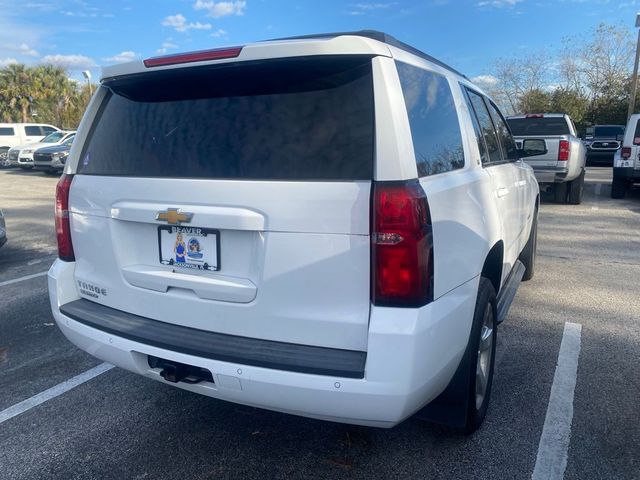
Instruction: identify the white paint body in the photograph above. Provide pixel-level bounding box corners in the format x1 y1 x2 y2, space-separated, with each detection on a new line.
48 34 539 427
0 123 60 150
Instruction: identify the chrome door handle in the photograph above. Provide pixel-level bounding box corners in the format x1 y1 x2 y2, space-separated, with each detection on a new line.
497 187 509 198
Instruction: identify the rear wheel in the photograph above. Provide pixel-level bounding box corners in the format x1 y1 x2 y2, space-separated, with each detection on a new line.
611 176 626 199
567 170 585 205
519 208 537 281
413 278 497 434
553 182 568 203
463 278 497 433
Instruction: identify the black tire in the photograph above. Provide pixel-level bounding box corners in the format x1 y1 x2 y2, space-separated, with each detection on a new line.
413 278 497 433
611 176 626 199
519 209 537 281
553 182 568 203
567 170 585 205
462 278 497 434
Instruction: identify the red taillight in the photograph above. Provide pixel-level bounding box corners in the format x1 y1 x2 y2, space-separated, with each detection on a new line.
558 140 571 161
621 147 632 159
143 46 243 68
372 180 433 307
55 174 75 262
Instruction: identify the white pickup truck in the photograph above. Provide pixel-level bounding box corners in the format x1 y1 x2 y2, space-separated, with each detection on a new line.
507 114 586 204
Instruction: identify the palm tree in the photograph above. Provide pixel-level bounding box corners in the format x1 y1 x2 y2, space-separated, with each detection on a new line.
0 64 34 122
0 62 93 127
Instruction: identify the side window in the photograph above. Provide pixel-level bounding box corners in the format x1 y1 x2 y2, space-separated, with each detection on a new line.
0 127 15 136
42 126 57 134
24 126 42 136
462 88 488 164
487 101 518 161
396 62 465 177
466 89 502 164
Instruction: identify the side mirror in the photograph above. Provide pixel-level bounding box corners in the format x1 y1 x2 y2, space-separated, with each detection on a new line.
518 138 548 158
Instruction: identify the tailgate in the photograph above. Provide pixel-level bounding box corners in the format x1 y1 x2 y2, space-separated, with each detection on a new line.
68 55 376 351
515 136 560 167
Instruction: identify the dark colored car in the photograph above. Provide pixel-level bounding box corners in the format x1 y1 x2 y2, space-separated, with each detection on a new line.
33 135 74 174
584 125 625 165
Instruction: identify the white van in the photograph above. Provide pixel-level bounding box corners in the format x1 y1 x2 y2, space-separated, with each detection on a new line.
48 31 540 433
0 123 60 167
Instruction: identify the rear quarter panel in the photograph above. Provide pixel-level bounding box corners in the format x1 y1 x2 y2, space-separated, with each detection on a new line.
381 49 501 299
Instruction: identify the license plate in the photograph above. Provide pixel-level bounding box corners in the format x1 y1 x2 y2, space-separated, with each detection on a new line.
158 226 220 271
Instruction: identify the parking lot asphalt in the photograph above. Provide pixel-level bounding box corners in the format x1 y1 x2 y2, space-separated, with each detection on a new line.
0 168 638 480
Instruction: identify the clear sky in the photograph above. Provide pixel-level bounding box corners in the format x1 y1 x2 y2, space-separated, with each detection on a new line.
1 0 640 83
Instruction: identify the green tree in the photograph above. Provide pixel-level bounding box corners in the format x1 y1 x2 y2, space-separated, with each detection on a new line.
519 88 552 114
0 63 93 128
0 64 35 122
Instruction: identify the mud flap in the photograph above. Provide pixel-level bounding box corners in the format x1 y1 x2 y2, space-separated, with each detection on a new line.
413 347 472 428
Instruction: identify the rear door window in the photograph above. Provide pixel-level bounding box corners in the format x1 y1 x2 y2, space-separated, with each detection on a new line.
466 89 502 164
462 88 489 164
24 126 42 136
487 102 518 161
0 127 14 136
396 62 464 176
78 56 375 180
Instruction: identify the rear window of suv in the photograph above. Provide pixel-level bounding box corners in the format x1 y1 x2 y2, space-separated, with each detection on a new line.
78 56 375 180
506 117 570 136
593 126 624 137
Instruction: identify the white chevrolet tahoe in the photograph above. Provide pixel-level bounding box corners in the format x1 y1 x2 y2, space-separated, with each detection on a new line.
507 114 586 204
48 31 540 433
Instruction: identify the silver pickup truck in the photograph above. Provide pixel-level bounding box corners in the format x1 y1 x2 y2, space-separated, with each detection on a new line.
507 114 586 204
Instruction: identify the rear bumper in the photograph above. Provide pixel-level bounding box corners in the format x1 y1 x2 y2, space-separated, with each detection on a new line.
48 259 476 427
613 166 640 181
531 165 569 184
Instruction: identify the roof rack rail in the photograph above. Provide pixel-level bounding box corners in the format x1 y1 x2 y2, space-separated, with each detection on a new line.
269 30 467 79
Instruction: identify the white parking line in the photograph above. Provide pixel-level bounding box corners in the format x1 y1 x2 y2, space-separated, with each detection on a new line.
0 363 114 425
0 271 48 288
531 322 582 480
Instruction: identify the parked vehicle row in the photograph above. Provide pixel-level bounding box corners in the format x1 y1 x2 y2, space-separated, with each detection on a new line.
0 123 60 167
507 114 586 204
7 130 75 171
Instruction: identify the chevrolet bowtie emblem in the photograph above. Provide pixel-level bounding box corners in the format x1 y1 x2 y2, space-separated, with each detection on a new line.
155 208 193 225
